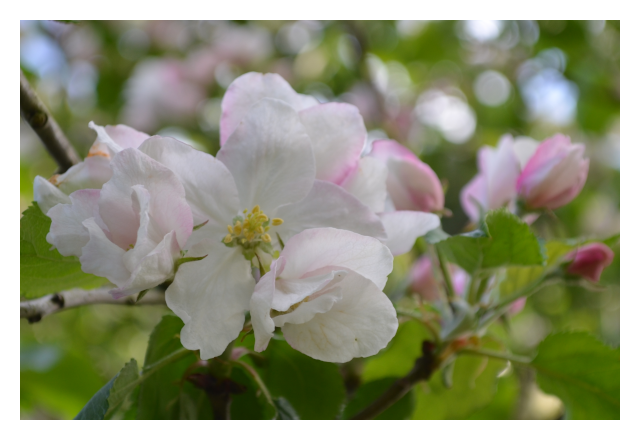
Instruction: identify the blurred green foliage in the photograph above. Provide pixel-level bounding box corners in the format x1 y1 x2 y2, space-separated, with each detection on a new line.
20 20 619 419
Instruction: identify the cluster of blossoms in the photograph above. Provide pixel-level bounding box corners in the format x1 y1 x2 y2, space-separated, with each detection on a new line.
34 72 445 363
460 133 590 223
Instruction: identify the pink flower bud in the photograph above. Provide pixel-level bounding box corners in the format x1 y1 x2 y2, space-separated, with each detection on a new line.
516 134 589 210
565 242 614 283
460 135 521 223
508 297 527 316
370 140 444 213
410 256 467 301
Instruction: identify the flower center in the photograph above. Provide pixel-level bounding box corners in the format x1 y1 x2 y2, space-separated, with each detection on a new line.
223 205 283 247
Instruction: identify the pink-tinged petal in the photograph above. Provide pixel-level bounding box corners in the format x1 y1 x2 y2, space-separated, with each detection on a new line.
281 270 398 363
512 136 540 169
273 280 343 328
277 227 393 290
166 239 254 360
565 242 614 283
111 230 181 299
371 140 444 212
460 174 486 223
272 268 348 312
121 185 157 272
46 189 101 257
250 259 282 352
483 137 520 209
379 211 441 256
220 72 318 145
218 98 316 212
139 136 239 237
273 180 387 243
55 156 113 195
517 135 589 209
509 297 527 315
99 148 193 250
340 156 388 213
298 102 366 184
33 176 71 214
88 121 149 156
410 256 440 301
80 217 130 285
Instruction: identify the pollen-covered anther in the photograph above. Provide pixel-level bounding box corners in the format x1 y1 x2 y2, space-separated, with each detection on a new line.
223 205 283 247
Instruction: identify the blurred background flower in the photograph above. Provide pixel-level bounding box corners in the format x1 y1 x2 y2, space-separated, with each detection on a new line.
20 20 619 419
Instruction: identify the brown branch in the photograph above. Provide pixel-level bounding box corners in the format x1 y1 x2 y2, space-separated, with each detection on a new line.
20 70 80 173
351 341 439 420
20 287 167 322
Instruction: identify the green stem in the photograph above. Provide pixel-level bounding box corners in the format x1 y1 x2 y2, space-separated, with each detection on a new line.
494 277 560 310
435 246 455 301
469 276 489 305
141 348 192 377
229 360 274 408
459 347 531 365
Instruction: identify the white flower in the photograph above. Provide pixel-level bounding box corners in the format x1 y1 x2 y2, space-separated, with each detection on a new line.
141 98 386 359
250 228 398 363
46 146 193 298
34 122 149 213
220 72 441 256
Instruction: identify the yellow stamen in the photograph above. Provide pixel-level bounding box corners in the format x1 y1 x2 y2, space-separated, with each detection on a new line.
227 225 233 234
262 233 272 243
234 221 243 235
271 218 284 226
252 205 261 214
223 234 232 243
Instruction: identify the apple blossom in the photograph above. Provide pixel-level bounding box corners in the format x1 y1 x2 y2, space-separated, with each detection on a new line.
460 135 521 223
141 98 386 359
516 134 589 210
565 242 614 283
34 122 149 213
46 146 193 298
250 228 398 363
220 72 441 256
368 140 444 213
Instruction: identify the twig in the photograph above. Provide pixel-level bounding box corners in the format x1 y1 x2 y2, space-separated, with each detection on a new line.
20 70 80 173
20 287 166 322
351 341 439 420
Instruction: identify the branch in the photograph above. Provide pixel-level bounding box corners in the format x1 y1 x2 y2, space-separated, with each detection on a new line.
20 70 80 173
351 341 439 420
20 287 166 322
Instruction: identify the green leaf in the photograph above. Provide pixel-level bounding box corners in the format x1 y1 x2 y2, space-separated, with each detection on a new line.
229 366 275 420
274 397 299 420
105 359 140 418
436 209 545 274
74 374 117 420
74 359 140 420
362 320 432 383
424 227 450 244
343 378 415 420
20 203 107 298
499 240 576 296
137 315 199 419
412 339 508 419
263 340 346 420
531 332 620 420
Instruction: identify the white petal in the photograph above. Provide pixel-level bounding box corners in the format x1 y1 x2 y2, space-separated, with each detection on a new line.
281 270 398 363
111 230 181 299
277 227 393 290
340 156 388 213
166 239 254 360
88 121 149 156
273 282 343 328
217 98 316 212
55 156 113 195
220 72 318 145
99 148 193 250
139 136 239 238
249 262 280 352
380 211 441 256
298 103 366 184
274 180 387 244
80 217 130 285
121 185 157 272
46 189 101 257
33 176 71 214
272 268 348 312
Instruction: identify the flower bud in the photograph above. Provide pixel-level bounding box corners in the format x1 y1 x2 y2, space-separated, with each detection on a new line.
460 135 521 223
565 242 614 283
516 134 589 210
370 140 444 213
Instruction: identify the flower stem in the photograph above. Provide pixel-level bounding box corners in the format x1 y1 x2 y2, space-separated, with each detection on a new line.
458 347 531 365
435 246 456 301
